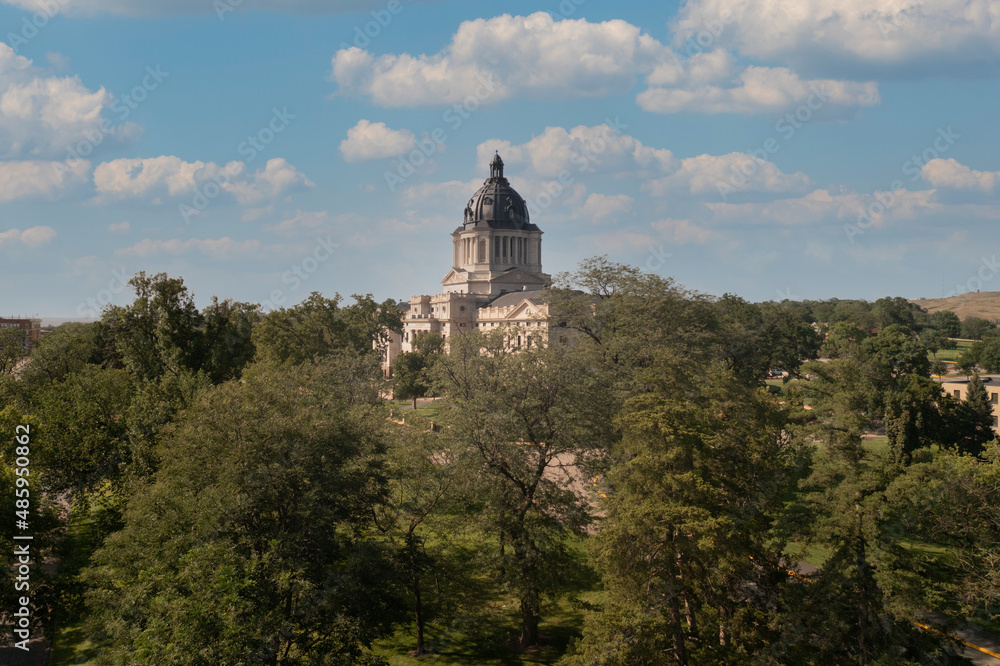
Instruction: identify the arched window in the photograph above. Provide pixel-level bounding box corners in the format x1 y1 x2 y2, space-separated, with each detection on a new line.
478 239 486 263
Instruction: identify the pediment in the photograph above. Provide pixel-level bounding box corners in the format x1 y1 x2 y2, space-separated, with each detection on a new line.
441 269 468 285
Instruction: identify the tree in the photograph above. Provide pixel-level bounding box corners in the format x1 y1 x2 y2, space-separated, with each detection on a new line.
0 326 28 376
375 426 459 657
392 332 444 409
930 310 962 338
970 337 1000 374
84 355 404 664
714 295 821 384
199 297 260 382
962 374 995 455
432 328 614 648
102 272 204 381
393 352 431 409
821 321 868 359
253 292 402 365
31 365 135 495
961 316 995 340
18 322 103 390
568 358 804 665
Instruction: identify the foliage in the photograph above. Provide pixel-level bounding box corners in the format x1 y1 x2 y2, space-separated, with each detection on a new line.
566 358 803 664
432 328 615 648
253 292 402 365
83 355 403 664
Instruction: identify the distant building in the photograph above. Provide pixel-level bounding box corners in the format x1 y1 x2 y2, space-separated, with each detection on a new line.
384 154 552 375
938 374 1000 431
0 317 42 351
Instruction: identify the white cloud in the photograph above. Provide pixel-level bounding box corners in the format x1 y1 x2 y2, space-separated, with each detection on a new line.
644 152 811 197
331 13 665 107
0 158 89 201
478 125 676 178
921 158 999 192
651 218 720 245
93 156 313 205
638 66 879 115
706 188 939 226
330 13 880 115
581 193 633 222
0 225 56 248
0 43 135 159
339 120 416 162
116 237 262 259
672 0 1000 77
107 221 129 233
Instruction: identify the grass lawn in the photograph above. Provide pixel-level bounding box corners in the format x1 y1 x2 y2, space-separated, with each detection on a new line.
48 498 107 666
930 340 973 364
388 398 450 423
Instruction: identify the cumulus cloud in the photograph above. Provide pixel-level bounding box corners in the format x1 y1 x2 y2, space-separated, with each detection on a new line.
581 193 633 222
478 124 676 178
921 158 999 192
93 156 313 205
116 237 262 259
339 120 416 162
644 152 811 197
706 188 939 226
638 66 879 115
331 13 665 106
330 13 881 114
0 43 135 159
0 225 56 247
0 158 90 201
651 218 720 245
672 0 1000 77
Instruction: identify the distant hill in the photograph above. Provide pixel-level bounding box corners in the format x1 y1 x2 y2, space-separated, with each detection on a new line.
911 292 1000 321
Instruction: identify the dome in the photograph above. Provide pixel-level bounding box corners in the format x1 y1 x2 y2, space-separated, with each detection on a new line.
461 153 538 231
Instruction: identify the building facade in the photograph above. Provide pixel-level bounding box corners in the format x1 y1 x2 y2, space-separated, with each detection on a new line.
384 154 551 374
0 317 42 350
939 375 1000 431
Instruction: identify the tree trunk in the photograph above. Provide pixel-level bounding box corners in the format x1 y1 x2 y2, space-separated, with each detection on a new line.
412 396 417 410
669 593 688 665
413 574 426 655
520 591 540 648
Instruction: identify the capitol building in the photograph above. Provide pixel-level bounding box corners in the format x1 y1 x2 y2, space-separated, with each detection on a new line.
384 153 553 373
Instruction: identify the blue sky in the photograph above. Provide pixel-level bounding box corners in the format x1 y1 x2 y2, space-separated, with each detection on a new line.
1 0 999 318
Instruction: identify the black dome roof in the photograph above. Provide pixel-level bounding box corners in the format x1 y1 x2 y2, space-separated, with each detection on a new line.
461 153 539 232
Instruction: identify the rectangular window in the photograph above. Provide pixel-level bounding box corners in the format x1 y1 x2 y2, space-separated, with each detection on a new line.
994 415 998 427
503 237 507 258
992 393 998 404
955 390 961 399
